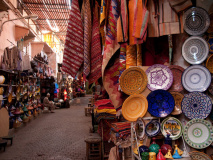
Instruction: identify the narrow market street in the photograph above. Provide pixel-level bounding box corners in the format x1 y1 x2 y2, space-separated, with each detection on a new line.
0 96 92 160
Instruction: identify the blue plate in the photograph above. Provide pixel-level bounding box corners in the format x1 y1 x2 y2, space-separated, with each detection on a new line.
147 90 175 117
181 92 212 119
145 120 161 137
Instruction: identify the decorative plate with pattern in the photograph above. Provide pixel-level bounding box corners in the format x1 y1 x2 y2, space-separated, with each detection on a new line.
182 36 209 64
122 94 148 121
182 92 212 119
182 65 211 92
183 119 213 149
190 151 211 160
147 90 175 118
146 64 173 91
169 65 184 92
135 117 145 140
170 92 184 115
206 54 213 73
161 117 182 140
120 67 147 95
145 120 161 137
184 7 210 36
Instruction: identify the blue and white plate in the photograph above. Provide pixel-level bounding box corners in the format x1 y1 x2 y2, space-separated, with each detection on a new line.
147 90 175 118
181 92 212 119
145 120 160 137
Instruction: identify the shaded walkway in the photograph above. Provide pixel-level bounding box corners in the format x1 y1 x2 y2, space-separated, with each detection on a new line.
0 96 92 160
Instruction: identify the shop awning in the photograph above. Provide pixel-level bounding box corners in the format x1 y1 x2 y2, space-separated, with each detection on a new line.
15 25 30 41
31 42 54 57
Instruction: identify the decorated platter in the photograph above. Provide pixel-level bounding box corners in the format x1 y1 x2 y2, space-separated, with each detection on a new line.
147 90 175 118
182 36 209 64
182 92 212 119
190 151 211 160
183 119 213 149
135 117 145 140
120 67 147 95
170 92 184 115
146 64 173 91
169 65 184 92
182 65 211 92
161 117 182 140
145 120 161 137
206 54 213 73
184 7 210 36
122 94 148 121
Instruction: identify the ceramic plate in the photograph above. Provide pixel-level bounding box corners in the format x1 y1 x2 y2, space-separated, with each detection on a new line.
182 92 212 119
120 67 147 95
122 94 148 121
184 7 210 36
145 120 160 137
206 54 213 73
146 64 173 91
182 36 209 64
135 117 145 140
190 151 211 160
161 117 182 140
183 119 213 149
182 65 211 92
170 92 183 115
169 65 184 92
147 90 175 118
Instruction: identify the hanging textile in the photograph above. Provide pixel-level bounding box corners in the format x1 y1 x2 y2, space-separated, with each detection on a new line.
89 2 102 85
137 44 142 66
117 0 128 43
100 0 108 46
148 0 184 37
126 45 137 69
81 0 85 23
62 0 84 78
102 0 123 111
83 0 92 77
119 44 126 78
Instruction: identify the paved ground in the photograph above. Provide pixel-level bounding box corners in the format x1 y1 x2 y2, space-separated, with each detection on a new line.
0 96 92 160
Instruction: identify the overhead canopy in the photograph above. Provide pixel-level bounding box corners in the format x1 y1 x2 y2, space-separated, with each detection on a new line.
31 42 54 57
15 25 30 41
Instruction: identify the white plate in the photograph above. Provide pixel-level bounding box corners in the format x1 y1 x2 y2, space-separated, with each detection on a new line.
182 65 211 92
182 36 209 64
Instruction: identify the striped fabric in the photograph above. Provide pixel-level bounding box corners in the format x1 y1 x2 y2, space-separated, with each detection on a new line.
169 0 192 13
119 44 126 77
89 2 102 85
83 0 92 77
137 44 142 66
126 45 137 69
62 0 84 78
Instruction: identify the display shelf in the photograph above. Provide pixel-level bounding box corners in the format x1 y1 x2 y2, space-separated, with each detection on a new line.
0 69 18 74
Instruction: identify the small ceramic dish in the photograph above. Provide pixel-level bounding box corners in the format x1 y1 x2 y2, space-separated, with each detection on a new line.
145 120 161 137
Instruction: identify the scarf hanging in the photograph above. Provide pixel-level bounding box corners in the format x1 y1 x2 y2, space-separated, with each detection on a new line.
126 45 137 69
62 0 84 77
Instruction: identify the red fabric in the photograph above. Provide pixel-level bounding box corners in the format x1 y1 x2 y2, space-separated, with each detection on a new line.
62 0 84 77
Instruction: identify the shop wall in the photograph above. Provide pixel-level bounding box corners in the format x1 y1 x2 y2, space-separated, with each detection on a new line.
48 52 57 77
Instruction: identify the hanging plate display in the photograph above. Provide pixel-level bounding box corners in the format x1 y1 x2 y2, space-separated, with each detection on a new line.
145 120 161 137
122 94 148 121
120 67 147 95
146 64 173 91
190 151 211 160
206 54 213 73
183 119 213 149
182 36 209 64
147 90 175 118
161 117 182 140
135 117 145 140
182 92 212 119
184 7 210 36
170 92 183 115
169 65 184 92
182 65 211 92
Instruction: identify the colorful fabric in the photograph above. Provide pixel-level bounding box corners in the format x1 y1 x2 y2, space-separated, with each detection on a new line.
119 44 126 77
98 119 117 141
126 45 137 69
100 0 108 45
100 0 106 24
89 2 102 85
117 0 128 43
94 99 114 107
95 113 116 123
137 44 142 66
95 108 117 114
62 0 84 77
102 0 123 110
111 122 131 139
83 0 92 77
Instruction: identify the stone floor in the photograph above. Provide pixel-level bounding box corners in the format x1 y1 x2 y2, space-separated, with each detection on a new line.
0 96 92 160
